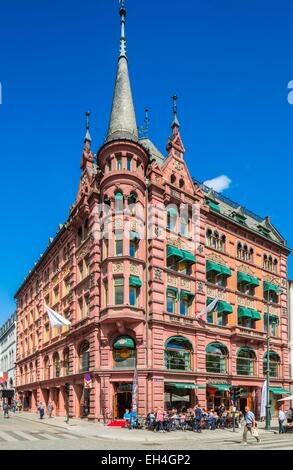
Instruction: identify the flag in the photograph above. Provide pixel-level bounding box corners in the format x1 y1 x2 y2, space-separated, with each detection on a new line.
260 380 267 418
45 305 71 328
131 368 138 413
197 298 219 320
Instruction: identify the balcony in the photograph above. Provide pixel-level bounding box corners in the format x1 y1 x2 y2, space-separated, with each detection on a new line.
231 325 266 343
99 305 145 325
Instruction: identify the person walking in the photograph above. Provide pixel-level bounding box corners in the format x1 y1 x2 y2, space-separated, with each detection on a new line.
48 402 54 418
278 408 286 434
242 406 261 445
38 401 45 420
3 402 9 419
155 407 164 432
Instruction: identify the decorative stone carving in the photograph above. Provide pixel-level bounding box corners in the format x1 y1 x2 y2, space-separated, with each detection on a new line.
207 286 228 301
154 268 162 281
113 263 124 274
237 296 255 309
198 244 204 254
282 308 288 316
167 274 177 286
181 278 190 290
197 281 205 294
207 253 227 266
168 238 194 253
173 160 182 171
76 244 90 261
114 219 124 230
237 264 254 275
129 264 139 275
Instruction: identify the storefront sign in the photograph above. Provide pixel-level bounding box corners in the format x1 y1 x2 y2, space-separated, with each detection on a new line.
207 379 231 385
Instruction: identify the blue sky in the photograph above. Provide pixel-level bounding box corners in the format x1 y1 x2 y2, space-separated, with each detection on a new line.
0 0 292 323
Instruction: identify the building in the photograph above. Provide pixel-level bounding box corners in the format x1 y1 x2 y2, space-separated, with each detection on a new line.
15 3 291 419
289 280 293 383
0 313 17 404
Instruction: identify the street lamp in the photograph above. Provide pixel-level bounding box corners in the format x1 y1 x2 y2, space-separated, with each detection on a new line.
265 280 285 431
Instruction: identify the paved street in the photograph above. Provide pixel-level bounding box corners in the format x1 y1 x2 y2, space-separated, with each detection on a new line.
0 413 292 450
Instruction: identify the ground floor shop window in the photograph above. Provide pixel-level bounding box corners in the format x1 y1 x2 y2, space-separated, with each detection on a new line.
164 384 195 412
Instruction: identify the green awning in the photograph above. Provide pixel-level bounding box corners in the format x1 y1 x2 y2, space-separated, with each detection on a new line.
167 245 183 260
206 200 221 213
264 282 279 293
238 272 252 285
129 276 142 287
249 276 260 287
168 207 178 216
250 310 261 321
265 313 280 324
180 290 195 301
167 287 179 298
166 382 198 390
181 250 196 265
130 231 140 241
221 266 232 277
206 261 222 274
217 301 233 314
238 306 252 319
114 337 135 349
270 387 290 395
208 384 231 392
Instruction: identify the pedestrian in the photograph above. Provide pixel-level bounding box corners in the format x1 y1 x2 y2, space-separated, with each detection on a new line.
278 407 286 434
3 402 9 419
155 407 164 432
38 401 45 420
193 404 203 433
48 401 54 418
242 406 261 445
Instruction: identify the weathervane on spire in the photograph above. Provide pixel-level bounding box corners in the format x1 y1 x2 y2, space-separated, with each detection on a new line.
84 111 92 144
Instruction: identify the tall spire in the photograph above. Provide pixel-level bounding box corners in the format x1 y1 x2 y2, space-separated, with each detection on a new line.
84 111 92 145
171 95 180 135
106 0 138 143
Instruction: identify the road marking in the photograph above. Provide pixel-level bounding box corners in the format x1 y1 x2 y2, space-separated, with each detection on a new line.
39 433 59 441
57 433 79 439
0 431 18 442
11 431 39 441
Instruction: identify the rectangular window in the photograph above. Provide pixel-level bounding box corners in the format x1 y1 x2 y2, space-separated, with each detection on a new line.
114 277 124 305
127 157 132 171
78 298 83 320
85 255 90 277
129 286 138 307
104 239 109 259
85 295 90 317
116 156 122 171
180 298 189 316
137 162 141 175
104 282 108 306
78 261 84 281
167 291 177 314
207 311 214 324
45 294 50 307
44 324 50 343
180 218 189 237
130 240 137 258
53 287 59 304
63 277 70 296
217 312 228 327
115 237 123 256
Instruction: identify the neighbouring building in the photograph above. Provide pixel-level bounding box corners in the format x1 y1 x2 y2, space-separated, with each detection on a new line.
0 313 17 404
289 280 293 384
15 3 291 419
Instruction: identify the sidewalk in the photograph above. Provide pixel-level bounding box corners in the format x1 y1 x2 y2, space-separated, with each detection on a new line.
12 412 280 443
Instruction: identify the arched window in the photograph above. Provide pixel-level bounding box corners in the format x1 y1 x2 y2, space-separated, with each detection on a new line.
263 351 280 378
165 337 193 371
268 256 273 271
206 229 213 247
273 259 278 274
115 192 124 212
44 356 50 380
263 254 268 270
249 248 254 262
29 362 34 383
128 192 137 216
53 352 60 378
170 174 176 185
79 341 90 373
219 235 226 252
237 242 242 259
179 178 185 189
236 348 256 376
63 348 70 376
206 343 228 374
113 336 136 369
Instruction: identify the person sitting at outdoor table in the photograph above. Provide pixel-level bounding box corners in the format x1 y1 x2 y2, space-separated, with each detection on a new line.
155 408 165 432
180 412 188 431
123 408 131 424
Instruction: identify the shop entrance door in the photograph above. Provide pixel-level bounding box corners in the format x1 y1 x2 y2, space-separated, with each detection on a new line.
115 391 132 419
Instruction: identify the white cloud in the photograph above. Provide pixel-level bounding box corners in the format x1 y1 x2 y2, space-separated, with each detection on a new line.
203 175 232 193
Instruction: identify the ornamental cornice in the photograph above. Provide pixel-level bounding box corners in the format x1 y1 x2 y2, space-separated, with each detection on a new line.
206 253 227 266
236 264 254 275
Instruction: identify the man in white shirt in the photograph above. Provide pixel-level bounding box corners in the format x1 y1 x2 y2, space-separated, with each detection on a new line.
278 408 286 434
